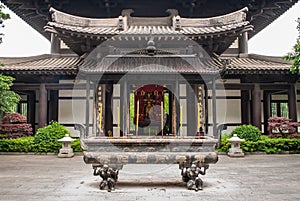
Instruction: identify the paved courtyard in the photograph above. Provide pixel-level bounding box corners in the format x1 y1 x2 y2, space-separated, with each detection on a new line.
0 154 299 201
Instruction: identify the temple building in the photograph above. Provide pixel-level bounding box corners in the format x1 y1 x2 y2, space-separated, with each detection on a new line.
0 0 299 138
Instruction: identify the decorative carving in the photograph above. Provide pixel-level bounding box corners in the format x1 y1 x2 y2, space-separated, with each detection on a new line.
181 163 208 191
173 15 181 31
93 164 119 192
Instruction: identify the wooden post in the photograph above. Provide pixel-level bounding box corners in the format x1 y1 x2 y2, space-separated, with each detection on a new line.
241 90 251 124
180 106 183 138
50 33 60 54
120 80 128 136
28 91 36 132
117 107 120 138
92 83 96 137
171 84 177 136
263 91 271 135
204 85 209 134
238 31 248 55
49 90 59 122
104 84 113 136
288 84 297 121
85 79 90 137
252 84 261 130
161 101 164 136
38 83 47 128
187 84 197 136
136 100 139 137
212 77 217 138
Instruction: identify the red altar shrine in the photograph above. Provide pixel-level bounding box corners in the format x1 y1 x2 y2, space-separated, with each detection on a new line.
134 85 164 128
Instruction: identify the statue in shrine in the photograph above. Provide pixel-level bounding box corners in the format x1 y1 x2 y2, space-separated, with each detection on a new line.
145 100 152 119
93 164 118 192
181 163 206 191
144 92 154 119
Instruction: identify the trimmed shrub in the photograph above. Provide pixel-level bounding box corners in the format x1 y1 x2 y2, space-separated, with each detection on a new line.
34 121 70 153
2 112 27 123
0 136 83 153
0 136 35 152
231 124 262 142
268 116 300 138
217 135 300 154
0 112 33 138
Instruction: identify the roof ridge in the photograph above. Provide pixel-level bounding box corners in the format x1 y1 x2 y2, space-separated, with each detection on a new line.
0 54 79 65
248 54 291 65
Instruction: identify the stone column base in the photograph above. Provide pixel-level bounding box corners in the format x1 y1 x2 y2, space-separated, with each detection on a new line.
58 148 74 158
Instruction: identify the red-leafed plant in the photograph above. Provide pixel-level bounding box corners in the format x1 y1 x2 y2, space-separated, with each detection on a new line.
2 112 27 123
0 112 33 138
268 116 300 138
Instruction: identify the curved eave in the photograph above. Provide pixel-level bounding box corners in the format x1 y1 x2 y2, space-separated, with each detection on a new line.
79 55 224 75
46 22 250 37
223 55 293 75
45 22 251 56
0 55 82 75
2 0 298 40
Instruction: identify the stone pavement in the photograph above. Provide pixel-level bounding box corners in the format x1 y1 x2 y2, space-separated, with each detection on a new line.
0 154 299 201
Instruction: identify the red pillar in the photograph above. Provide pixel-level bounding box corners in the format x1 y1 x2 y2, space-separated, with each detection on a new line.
252 84 261 130
38 83 47 128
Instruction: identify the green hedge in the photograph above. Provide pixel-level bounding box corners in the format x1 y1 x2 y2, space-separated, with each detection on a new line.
217 135 300 154
0 136 83 153
0 136 35 152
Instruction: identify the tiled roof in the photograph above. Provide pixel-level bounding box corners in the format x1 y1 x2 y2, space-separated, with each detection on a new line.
1 0 298 41
47 21 249 36
0 54 82 75
223 54 292 74
0 54 292 75
46 7 249 36
80 55 224 74
45 7 251 56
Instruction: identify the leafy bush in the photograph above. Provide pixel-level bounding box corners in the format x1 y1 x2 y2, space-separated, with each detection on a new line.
71 138 84 152
2 112 27 123
0 136 35 152
0 136 83 153
268 116 300 138
217 135 300 154
216 134 231 152
0 124 33 138
231 125 262 142
34 121 70 153
0 112 33 138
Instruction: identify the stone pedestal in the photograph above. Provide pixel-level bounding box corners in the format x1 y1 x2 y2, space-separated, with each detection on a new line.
58 134 75 158
228 134 245 157
58 147 74 158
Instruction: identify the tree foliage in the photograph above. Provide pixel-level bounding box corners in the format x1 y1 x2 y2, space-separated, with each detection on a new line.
284 18 300 74
0 74 21 115
0 3 10 44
